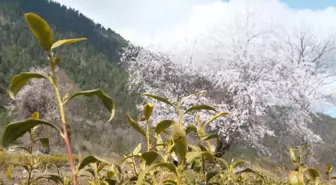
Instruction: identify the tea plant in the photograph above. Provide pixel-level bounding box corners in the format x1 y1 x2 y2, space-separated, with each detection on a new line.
5 112 49 185
124 93 263 185
2 12 336 185
1 13 115 185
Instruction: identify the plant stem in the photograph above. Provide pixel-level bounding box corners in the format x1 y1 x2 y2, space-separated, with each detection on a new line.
146 120 150 152
50 75 78 185
132 158 138 175
202 156 206 185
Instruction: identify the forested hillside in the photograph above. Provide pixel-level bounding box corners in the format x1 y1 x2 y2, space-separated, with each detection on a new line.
0 0 336 168
0 0 140 155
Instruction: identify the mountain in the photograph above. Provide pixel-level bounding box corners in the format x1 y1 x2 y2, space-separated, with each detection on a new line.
0 0 141 155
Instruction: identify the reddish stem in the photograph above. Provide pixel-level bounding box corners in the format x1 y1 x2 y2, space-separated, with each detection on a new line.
62 123 78 185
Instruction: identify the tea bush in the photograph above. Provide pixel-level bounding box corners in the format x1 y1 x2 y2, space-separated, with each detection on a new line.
1 12 336 185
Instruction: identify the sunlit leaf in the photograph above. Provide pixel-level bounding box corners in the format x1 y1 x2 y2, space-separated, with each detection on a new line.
104 179 116 185
136 162 177 185
215 157 229 170
36 175 63 184
306 168 320 182
289 148 297 165
162 180 177 185
127 115 146 137
31 112 40 119
156 134 164 152
202 133 218 141
65 89 115 122
327 163 333 173
5 166 13 180
236 168 263 178
188 144 202 152
97 162 109 173
232 160 248 169
106 166 115 179
141 151 163 166
141 94 174 107
133 143 142 155
185 125 197 135
8 72 46 100
203 112 230 128
206 171 218 183
39 138 49 152
122 154 142 163
77 155 110 172
154 120 175 134
51 38 87 50
2 119 61 148
10 145 31 154
185 170 197 183
143 103 155 120
172 123 187 163
24 13 54 51
184 104 216 115
186 151 213 163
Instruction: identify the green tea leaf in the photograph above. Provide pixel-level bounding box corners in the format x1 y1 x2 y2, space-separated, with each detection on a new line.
11 146 31 154
327 163 333 173
122 155 142 163
104 179 116 185
185 125 197 135
127 115 146 137
133 143 142 155
202 133 218 141
24 13 53 51
203 112 230 128
232 160 248 169
185 170 197 183
97 162 109 173
106 166 115 179
195 113 201 125
5 166 13 180
184 104 216 115
186 151 213 163
39 138 49 152
215 157 229 170
236 168 263 178
136 162 177 185
9 72 46 100
162 180 177 185
206 171 218 183
143 103 155 120
155 120 175 134
141 151 163 166
172 123 187 163
306 168 320 182
289 148 297 165
51 38 87 51
31 112 40 119
156 134 164 152
36 175 63 184
65 89 115 122
2 119 61 148
77 155 110 172
188 144 202 152
141 94 174 108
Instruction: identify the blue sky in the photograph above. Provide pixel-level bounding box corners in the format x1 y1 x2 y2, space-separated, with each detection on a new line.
281 0 336 10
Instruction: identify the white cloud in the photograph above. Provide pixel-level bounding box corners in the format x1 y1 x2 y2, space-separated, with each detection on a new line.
54 0 336 49
54 0 336 116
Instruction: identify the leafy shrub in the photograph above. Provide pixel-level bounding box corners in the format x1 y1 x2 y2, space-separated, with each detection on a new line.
1 12 336 185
